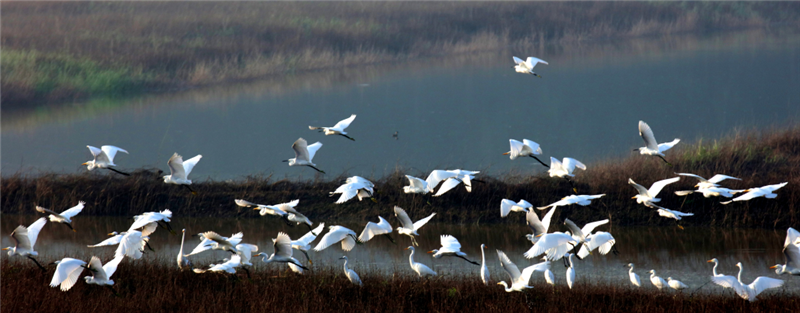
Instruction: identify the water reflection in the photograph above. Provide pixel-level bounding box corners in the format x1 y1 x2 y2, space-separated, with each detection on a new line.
2 215 797 294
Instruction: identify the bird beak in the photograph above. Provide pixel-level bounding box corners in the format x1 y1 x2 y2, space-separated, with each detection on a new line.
73 229 77 232
502 152 510 155
769 265 778 269
631 196 637 199
496 282 503 285
427 251 434 254
108 232 115 236
81 162 88 165
405 247 410 250
706 259 714 263
535 234 543 238
1 248 8 250
253 208 261 210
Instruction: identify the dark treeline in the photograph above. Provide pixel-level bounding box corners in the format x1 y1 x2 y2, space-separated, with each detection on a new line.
2 262 798 313
2 127 798 229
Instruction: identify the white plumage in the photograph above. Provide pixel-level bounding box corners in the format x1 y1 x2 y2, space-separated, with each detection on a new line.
313 226 358 252
393 206 436 246
309 114 357 140
358 216 393 243
49 258 87 291
496 249 549 292
285 138 324 173
163 153 202 185
512 56 548 77
500 199 533 217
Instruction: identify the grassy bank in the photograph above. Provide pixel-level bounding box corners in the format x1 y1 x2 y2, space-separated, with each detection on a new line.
2 127 798 229
3 2 800 108
2 262 798 313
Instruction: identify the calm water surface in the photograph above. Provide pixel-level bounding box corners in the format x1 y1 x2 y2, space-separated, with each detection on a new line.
2 215 797 294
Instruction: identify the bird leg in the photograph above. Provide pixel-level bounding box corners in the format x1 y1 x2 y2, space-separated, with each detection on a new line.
292 260 310 271
411 236 419 246
106 285 121 297
675 221 685 230
529 155 550 168
383 234 397 245
340 134 356 141
242 266 252 280
564 177 578 194
657 155 673 167
612 245 621 256
64 223 77 232
283 219 296 227
308 165 326 174
27 256 47 272
300 250 313 265
145 241 156 252
304 223 314 232
182 184 198 195
457 255 480 266
107 167 131 176
157 221 176 235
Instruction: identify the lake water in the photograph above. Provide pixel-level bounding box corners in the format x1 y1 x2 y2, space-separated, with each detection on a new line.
2 29 800 180
2 215 798 294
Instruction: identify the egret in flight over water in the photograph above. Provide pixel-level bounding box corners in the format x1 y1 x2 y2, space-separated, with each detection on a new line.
771 227 800 276
35 201 84 232
83 145 129 176
504 139 548 167
720 182 788 205
513 56 548 77
548 157 586 193
309 114 357 141
3 217 48 271
629 177 680 208
428 235 479 265
394 206 436 246
496 249 549 292
284 138 325 173
635 121 680 166
163 153 202 194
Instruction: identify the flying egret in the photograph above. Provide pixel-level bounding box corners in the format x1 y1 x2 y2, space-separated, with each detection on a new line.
284 138 324 173
199 231 242 254
358 216 395 244
35 201 84 232
770 227 800 275
496 249 549 292
500 199 533 217
84 255 124 295
178 229 192 270
185 232 243 257
309 114 357 141
236 244 259 267
563 218 610 257
720 182 788 205
712 262 784 302
525 206 557 244
504 139 548 167
256 232 308 270
626 263 641 287
50 258 87 291
649 269 667 290
291 223 325 264
707 258 725 277
512 56 548 77
193 254 242 274
536 194 605 211
654 206 694 229
576 231 617 259
480 244 490 286
676 173 741 189
566 253 576 289
89 221 158 253
3 217 48 271
83 145 129 176
629 177 680 208
162 153 202 194
394 206 436 246
130 209 174 234
428 235 479 265
635 121 680 165
251 201 288 217
403 175 430 194
667 277 688 291
523 232 577 261
331 176 375 204
544 267 555 286
406 246 437 278
313 225 359 252
339 256 363 286
548 157 585 193
114 230 149 259
675 187 746 198
425 169 480 197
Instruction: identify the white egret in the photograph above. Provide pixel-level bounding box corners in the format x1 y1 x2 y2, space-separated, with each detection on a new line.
275 200 313 228
563 218 610 257
512 56 548 77
3 217 48 271
536 194 605 211
393 206 436 246
523 232 577 260
256 232 308 270
49 258 87 291
525 206 557 244
496 249 549 292
83 145 129 176
480 244 490 286
655 206 694 229
403 175 430 194
544 268 555 286
35 201 84 232
667 277 688 291
405 246 437 278
504 139 548 167
114 230 149 259
675 187 745 198
626 263 641 287
194 254 242 274
500 199 533 218
162 153 202 194
199 231 242 254
721 182 788 205
629 177 680 208
676 173 741 189
313 225 359 252
425 169 480 196
309 114 357 141
770 227 800 275
548 157 586 193
235 244 259 267
358 216 395 244
84 255 124 295
566 253 576 289
576 231 617 259
635 121 680 165
707 258 725 277
339 256 363 286
649 269 667 290
712 262 784 301
428 234 479 265
130 209 174 234
185 232 243 258
331 176 375 204
292 223 325 264
252 202 288 217
284 138 324 173
89 221 157 252
178 229 192 270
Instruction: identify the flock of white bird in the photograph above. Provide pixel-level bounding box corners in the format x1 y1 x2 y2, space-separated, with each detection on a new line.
4 57 798 301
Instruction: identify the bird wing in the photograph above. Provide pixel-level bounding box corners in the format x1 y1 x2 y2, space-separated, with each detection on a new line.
334 186 359 204
102 255 125 279
433 178 461 197
167 153 187 180
59 201 85 219
522 139 543 155
227 232 244 246
648 177 680 197
524 233 576 259
331 114 357 132
341 235 357 251
525 208 545 233
306 142 323 162
236 244 258 263
711 275 741 289
786 227 800 247
185 238 214 256
783 243 800 269
549 156 562 171
292 138 310 161
512 56 525 65
34 205 59 216
657 139 680 153
129 214 160 232
406 175 427 189
763 182 789 192
181 155 202 177
87 234 124 248
50 258 87 291
139 222 159 237
540 206 557 233
413 213 436 231
115 231 144 259
563 219 584 239
274 232 294 258
627 178 650 196
296 223 325 246
88 256 109 282
749 277 784 295
393 206 414 229
638 121 659 150
562 158 586 173
359 216 392 243
87 145 103 158
677 173 708 183
581 219 609 235
707 174 740 184
10 225 32 251
439 234 462 252
525 57 548 69
425 170 458 191
235 199 257 207
100 145 128 164
496 249 521 282
579 232 615 258
277 199 300 211
26 217 47 249
313 227 349 251
508 139 524 160
519 260 550 285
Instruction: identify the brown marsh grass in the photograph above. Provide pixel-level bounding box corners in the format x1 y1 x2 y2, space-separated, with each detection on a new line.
1 127 798 229
3 2 799 107
2 260 798 313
